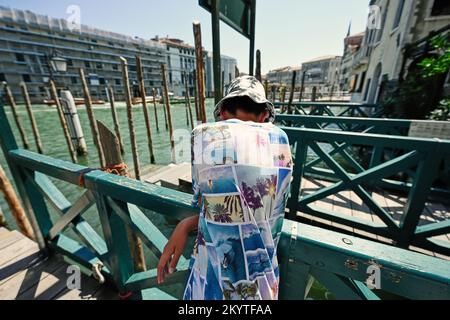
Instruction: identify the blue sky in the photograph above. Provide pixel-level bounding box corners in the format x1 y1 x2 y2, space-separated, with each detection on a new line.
0 0 370 73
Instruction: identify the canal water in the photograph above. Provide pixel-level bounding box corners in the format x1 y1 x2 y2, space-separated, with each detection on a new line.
0 99 334 299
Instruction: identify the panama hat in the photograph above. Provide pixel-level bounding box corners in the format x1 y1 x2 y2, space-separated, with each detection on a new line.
213 75 275 123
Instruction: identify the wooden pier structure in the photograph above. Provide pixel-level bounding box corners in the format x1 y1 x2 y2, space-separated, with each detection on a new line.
1 100 450 300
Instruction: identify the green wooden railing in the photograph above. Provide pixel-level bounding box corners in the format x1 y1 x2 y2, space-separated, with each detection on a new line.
274 102 383 118
283 126 450 256
275 115 450 199
275 114 412 135
1 102 449 300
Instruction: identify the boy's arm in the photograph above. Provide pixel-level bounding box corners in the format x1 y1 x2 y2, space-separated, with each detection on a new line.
157 128 202 284
157 215 198 284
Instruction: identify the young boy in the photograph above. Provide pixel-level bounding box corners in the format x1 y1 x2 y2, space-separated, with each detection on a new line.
157 76 292 300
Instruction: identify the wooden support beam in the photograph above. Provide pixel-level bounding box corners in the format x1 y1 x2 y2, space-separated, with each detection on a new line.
20 82 44 154
107 85 125 155
255 49 262 82
136 56 156 164
161 64 176 164
97 120 146 273
120 57 141 180
49 80 78 164
193 22 207 123
79 68 106 167
0 164 34 239
3 82 29 149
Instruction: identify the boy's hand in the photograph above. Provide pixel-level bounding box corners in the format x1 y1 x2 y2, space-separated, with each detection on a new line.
157 216 198 284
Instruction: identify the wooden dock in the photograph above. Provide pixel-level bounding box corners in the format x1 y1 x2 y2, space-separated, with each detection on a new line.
0 227 117 300
143 163 450 261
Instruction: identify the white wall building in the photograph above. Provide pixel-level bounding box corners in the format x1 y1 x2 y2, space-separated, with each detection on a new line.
351 0 450 103
205 53 238 97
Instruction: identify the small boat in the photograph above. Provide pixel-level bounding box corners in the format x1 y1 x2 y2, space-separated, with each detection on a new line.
43 98 105 107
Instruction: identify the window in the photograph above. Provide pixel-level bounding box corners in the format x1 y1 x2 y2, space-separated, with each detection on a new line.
431 0 450 16
16 53 25 62
393 0 405 29
85 61 91 68
115 79 121 86
71 77 78 84
0 73 5 82
112 64 119 71
169 72 173 84
356 71 367 93
99 78 106 85
363 78 371 101
376 7 387 42
22 74 31 82
96 63 103 69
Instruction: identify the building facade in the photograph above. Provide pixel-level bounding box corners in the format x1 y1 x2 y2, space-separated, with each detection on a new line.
152 37 198 97
351 0 450 103
339 32 365 92
301 55 342 97
204 53 238 97
0 6 167 103
266 66 302 87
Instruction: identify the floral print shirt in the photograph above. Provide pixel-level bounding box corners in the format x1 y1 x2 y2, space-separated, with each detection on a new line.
183 119 293 300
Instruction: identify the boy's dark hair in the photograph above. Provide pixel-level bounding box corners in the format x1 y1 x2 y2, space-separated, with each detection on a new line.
221 96 268 117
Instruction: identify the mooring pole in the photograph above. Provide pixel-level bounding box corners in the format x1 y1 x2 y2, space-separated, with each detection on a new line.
151 88 160 132
107 85 125 155
0 164 35 239
97 121 146 272
120 57 142 180
184 72 194 130
159 88 169 131
255 49 262 82
249 0 257 76
193 22 207 123
79 68 106 167
136 56 156 164
161 64 176 163
299 70 307 102
20 82 44 154
49 80 78 163
3 83 29 149
211 0 222 105
192 69 200 123
287 71 297 114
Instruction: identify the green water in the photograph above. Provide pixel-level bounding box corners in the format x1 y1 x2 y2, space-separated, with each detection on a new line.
0 100 336 300
0 99 216 227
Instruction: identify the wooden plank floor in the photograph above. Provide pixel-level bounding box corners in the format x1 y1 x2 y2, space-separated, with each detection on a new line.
0 228 117 300
143 164 450 261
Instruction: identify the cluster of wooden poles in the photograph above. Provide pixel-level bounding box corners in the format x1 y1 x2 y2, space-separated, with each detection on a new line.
0 22 212 270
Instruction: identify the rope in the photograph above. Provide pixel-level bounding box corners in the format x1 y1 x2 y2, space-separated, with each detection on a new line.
77 163 129 187
118 291 133 300
92 262 105 284
77 168 97 188
101 162 129 176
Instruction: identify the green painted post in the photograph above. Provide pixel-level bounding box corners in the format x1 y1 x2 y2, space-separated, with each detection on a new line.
0 101 50 250
94 191 137 297
211 0 222 105
287 141 308 220
399 153 442 247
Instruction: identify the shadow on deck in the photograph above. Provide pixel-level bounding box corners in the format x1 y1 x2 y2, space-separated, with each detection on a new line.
0 228 117 300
